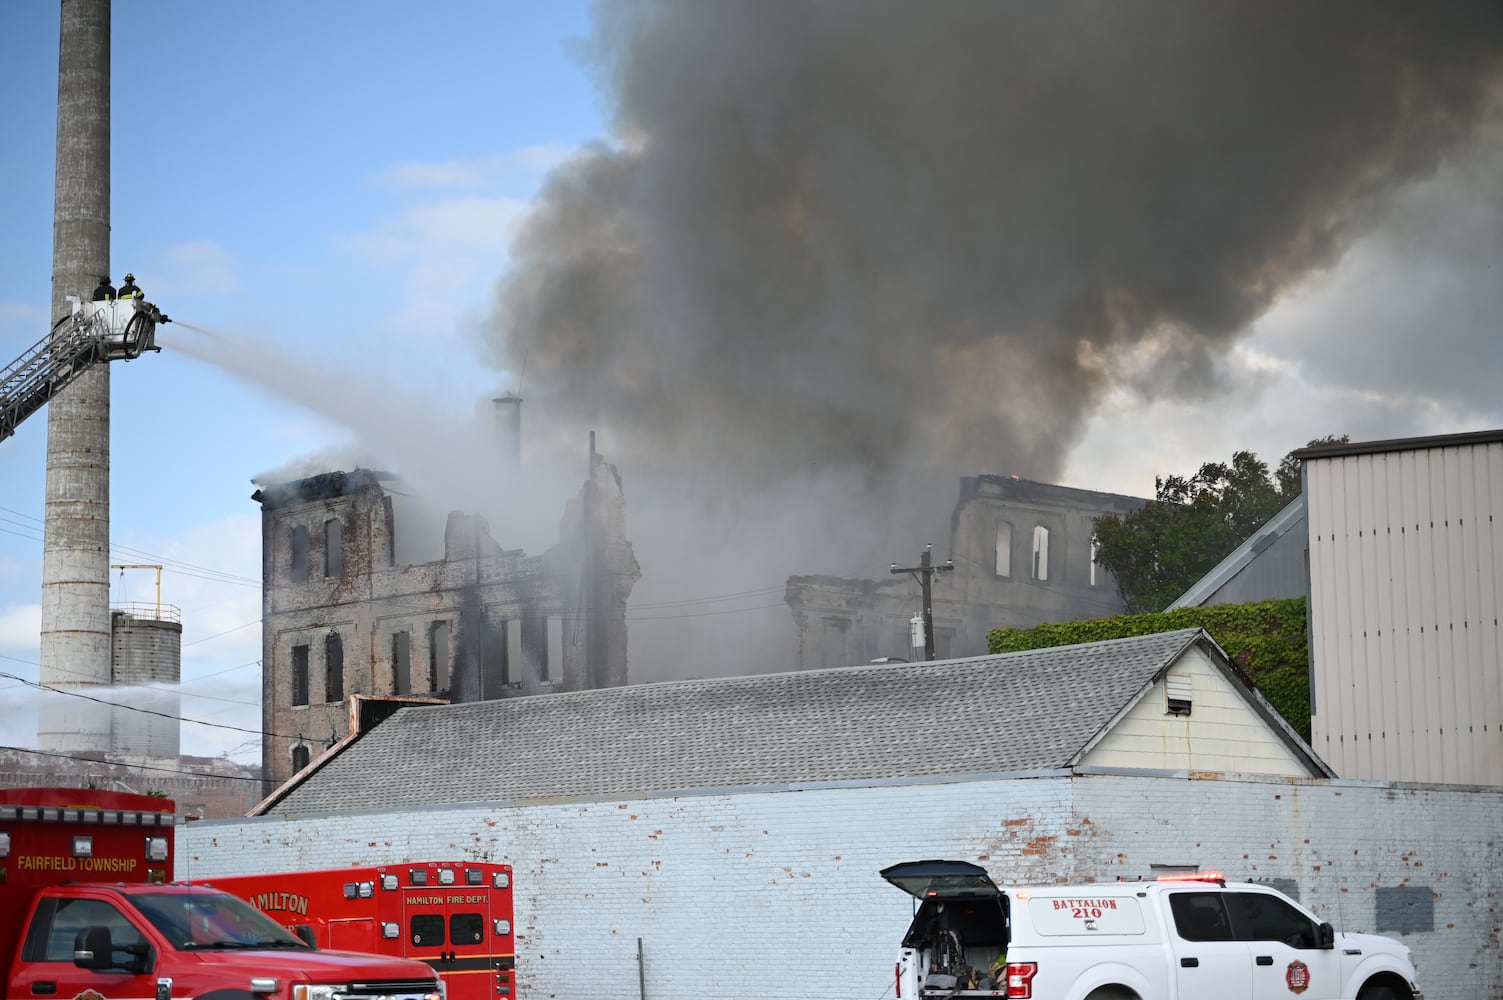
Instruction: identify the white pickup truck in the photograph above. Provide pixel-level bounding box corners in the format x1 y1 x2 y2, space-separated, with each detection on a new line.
881 860 1422 1000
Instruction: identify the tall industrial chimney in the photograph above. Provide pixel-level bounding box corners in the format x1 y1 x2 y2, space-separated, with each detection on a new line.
38 0 113 755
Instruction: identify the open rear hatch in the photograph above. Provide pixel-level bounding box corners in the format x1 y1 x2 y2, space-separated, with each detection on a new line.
881 860 1002 900
882 861 1010 994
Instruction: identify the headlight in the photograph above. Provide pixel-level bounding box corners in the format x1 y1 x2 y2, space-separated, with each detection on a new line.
292 985 343 1000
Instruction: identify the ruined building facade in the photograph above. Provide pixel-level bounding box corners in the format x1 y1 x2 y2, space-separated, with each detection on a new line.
253 448 639 792
786 477 1146 668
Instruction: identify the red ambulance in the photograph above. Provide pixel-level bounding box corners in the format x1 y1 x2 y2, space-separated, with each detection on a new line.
197 861 516 1000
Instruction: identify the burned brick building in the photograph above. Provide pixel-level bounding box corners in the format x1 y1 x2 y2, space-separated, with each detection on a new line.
252 439 639 792
786 476 1146 668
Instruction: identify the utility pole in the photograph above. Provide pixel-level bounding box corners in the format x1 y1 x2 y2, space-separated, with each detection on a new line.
891 544 954 661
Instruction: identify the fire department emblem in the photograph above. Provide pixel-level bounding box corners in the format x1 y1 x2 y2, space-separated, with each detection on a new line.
1286 959 1311 994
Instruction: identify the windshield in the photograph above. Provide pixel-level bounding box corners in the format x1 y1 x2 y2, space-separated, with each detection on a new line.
131 890 310 951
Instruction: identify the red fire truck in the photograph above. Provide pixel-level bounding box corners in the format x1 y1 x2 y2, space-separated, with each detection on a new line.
196 862 516 1000
1 788 443 1000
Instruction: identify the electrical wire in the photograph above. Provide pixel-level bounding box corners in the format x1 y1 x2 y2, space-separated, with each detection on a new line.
0 745 264 782
0 670 268 738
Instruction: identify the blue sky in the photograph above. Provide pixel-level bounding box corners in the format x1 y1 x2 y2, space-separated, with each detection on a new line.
0 1 600 762
2 2 1500 765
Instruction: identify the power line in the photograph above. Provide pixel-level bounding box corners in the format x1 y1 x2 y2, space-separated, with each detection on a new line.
1 670 265 737
0 503 260 588
0 745 263 782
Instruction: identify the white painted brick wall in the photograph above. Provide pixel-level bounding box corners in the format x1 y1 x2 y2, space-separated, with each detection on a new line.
179 774 1501 1000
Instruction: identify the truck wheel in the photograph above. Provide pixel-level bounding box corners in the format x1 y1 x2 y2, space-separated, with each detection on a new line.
1356 986 1399 1000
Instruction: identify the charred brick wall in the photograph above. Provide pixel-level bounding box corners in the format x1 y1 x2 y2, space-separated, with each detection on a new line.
787 477 1147 669
253 466 639 794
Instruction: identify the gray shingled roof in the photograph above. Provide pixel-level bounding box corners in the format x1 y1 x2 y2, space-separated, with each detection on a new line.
260 629 1288 818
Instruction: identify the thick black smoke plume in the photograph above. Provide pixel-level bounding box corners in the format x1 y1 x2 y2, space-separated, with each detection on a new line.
484 1 1502 676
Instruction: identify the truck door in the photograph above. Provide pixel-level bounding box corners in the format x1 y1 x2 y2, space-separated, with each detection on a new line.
401 867 494 1000
12 895 160 1000
437 869 495 1000
1223 890 1341 1000
1165 891 1253 1000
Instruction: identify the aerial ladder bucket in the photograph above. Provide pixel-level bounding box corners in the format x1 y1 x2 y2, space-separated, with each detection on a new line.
0 296 169 443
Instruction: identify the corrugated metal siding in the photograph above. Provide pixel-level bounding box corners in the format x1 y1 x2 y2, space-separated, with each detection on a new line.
1204 520 1308 606
1307 440 1503 784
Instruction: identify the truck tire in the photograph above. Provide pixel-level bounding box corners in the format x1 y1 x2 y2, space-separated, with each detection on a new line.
1356 985 1399 1000
1084 989 1138 1000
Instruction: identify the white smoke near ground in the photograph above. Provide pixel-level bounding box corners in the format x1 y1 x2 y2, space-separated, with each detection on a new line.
479 1 1503 679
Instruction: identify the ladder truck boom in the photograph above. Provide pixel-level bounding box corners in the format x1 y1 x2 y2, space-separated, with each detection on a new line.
0 296 169 443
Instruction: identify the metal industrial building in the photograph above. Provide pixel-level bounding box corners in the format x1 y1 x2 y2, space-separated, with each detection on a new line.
1300 429 1503 786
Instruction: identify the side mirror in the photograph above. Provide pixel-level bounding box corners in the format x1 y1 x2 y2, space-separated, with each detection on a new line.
1316 922 1335 949
74 926 151 974
292 924 318 948
74 927 116 970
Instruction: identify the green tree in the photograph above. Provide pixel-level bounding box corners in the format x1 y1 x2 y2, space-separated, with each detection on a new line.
1093 437 1347 613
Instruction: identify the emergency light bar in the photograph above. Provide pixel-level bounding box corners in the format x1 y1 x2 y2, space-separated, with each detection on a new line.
1155 871 1227 883
2 804 173 826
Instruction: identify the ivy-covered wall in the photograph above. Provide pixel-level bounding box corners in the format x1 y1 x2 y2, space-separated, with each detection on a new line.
987 598 1310 740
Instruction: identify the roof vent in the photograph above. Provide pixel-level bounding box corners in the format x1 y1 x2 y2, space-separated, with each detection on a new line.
1166 674 1193 716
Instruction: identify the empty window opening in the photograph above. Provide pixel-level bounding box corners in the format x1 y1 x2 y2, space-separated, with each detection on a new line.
291 743 310 773
325 632 344 703
520 615 550 683
429 620 451 694
1032 525 1050 581
995 521 1013 577
324 518 343 578
392 630 411 696
821 618 848 668
290 525 309 583
547 616 563 682
478 617 508 696
505 619 523 687
291 644 310 707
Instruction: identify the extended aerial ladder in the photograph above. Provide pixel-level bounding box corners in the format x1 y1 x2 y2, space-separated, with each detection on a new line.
0 295 169 443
